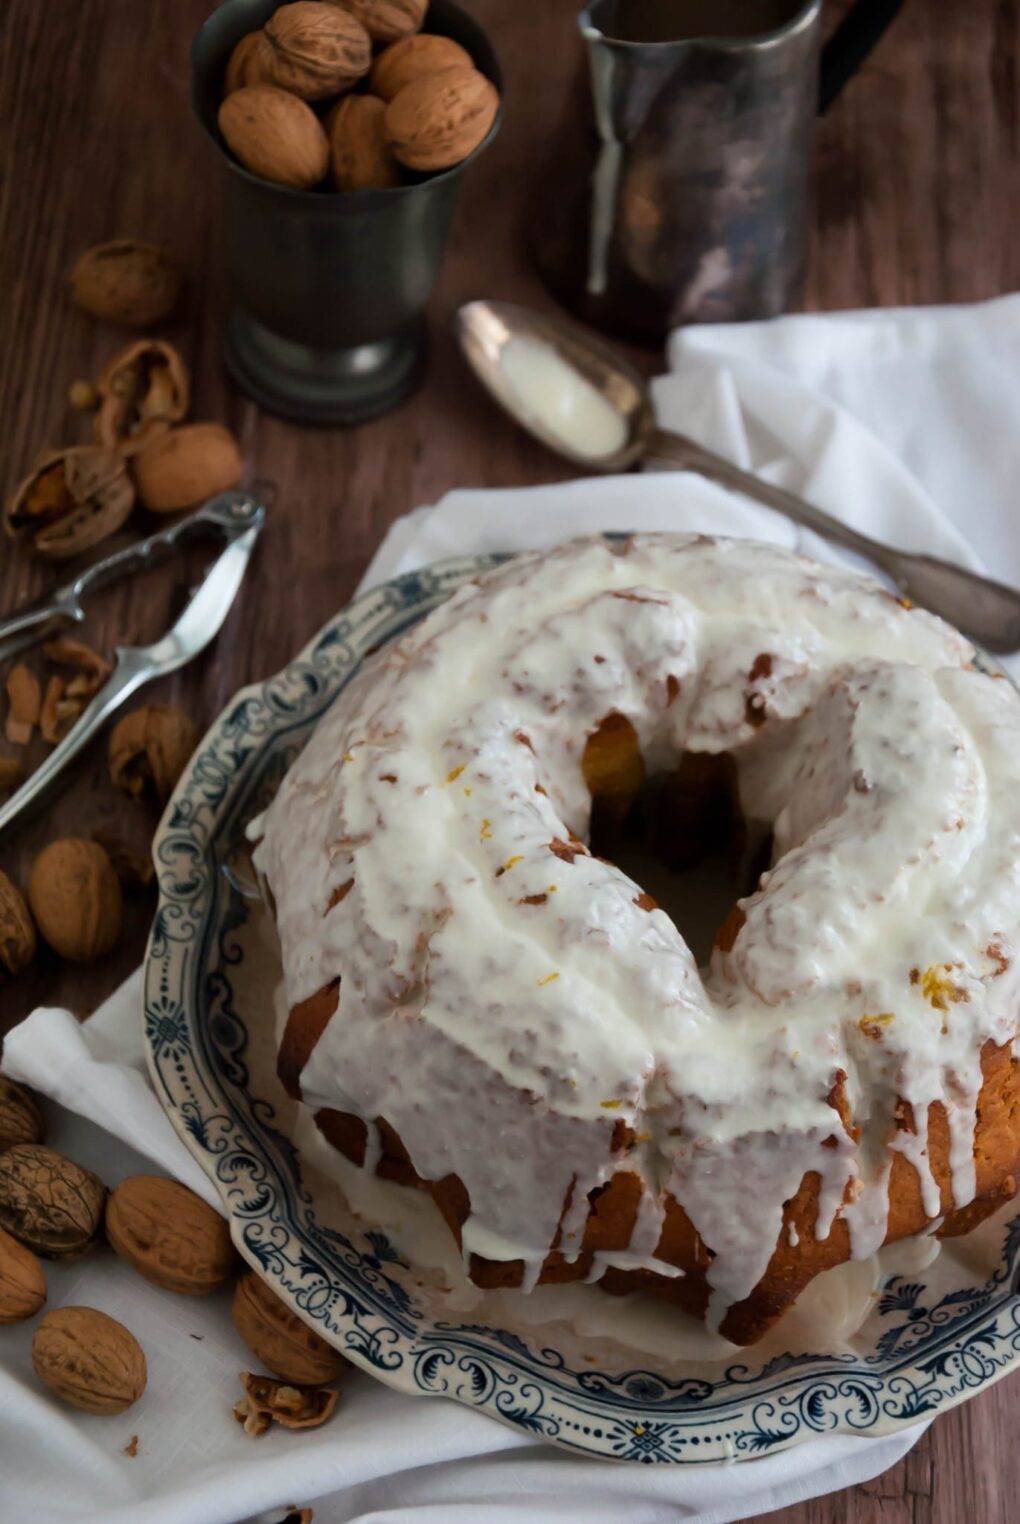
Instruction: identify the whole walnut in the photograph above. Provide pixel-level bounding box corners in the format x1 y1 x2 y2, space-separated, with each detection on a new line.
0 1144 106 1258
329 95 402 192
327 0 426 47
0 1225 46 1324
224 29 272 94
0 871 37 978
132 424 244 514
0 1076 45 1152
219 86 330 189
261 2 371 101
109 704 198 803
106 1176 236 1295
370 33 472 101
385 67 499 172
28 840 123 964
33 1306 146 1414
232 1271 350 1385
69 240 181 327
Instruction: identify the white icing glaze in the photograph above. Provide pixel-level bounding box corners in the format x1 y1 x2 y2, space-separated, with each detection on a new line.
252 534 1020 1330
287 1012 948 1362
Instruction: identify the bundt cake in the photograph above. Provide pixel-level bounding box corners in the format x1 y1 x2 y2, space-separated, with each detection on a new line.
251 534 1020 1344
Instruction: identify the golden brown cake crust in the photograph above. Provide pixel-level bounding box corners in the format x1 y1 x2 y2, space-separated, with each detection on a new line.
296 1038 1020 1344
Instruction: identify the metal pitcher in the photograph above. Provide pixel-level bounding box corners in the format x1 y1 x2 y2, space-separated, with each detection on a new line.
531 0 903 342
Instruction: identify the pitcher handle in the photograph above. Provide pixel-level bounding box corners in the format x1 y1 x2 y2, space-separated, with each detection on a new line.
818 0 903 113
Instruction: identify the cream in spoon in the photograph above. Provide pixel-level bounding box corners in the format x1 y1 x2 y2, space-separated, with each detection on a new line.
498 334 629 460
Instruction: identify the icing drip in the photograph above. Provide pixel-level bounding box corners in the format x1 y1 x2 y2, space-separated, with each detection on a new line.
253 534 1020 1325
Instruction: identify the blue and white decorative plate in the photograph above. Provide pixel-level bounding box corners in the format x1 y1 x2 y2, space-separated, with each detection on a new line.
144 552 1020 1465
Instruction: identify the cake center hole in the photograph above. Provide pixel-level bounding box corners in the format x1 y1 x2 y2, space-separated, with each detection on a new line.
586 747 770 967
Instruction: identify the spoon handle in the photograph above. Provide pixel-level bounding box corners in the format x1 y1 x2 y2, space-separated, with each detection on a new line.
648 426 1020 654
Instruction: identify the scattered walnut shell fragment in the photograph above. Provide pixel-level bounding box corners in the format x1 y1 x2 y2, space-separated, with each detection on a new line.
234 1372 339 1437
39 676 77 744
70 240 181 327
68 379 99 413
0 1144 106 1258
109 705 198 803
95 340 190 458
33 1306 146 1414
37 635 111 737
4 446 134 562
28 839 123 963
0 871 36 978
0 757 24 792
42 637 112 698
5 665 41 745
0 1076 45 1150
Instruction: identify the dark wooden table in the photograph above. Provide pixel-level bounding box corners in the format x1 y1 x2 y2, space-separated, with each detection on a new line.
1 2 1017 1518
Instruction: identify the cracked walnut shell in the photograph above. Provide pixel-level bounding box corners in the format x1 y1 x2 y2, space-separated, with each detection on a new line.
0 1144 106 1259
33 1306 146 1414
95 340 189 457
4 446 134 561
109 704 198 803
234 1372 338 1436
28 839 123 963
106 1176 236 1294
232 1271 350 1385
0 871 36 978
261 2 371 100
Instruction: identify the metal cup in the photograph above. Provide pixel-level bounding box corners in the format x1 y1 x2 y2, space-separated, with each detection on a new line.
192 0 502 424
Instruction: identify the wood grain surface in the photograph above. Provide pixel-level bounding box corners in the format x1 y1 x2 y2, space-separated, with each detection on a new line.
1 1 1018 1518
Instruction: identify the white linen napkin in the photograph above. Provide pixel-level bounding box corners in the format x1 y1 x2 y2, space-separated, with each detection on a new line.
5 294 1020 1523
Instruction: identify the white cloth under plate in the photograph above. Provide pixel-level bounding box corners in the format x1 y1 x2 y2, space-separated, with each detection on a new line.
5 295 1020 1523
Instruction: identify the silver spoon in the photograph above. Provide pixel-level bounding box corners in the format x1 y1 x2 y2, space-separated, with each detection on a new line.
455 299 1020 654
